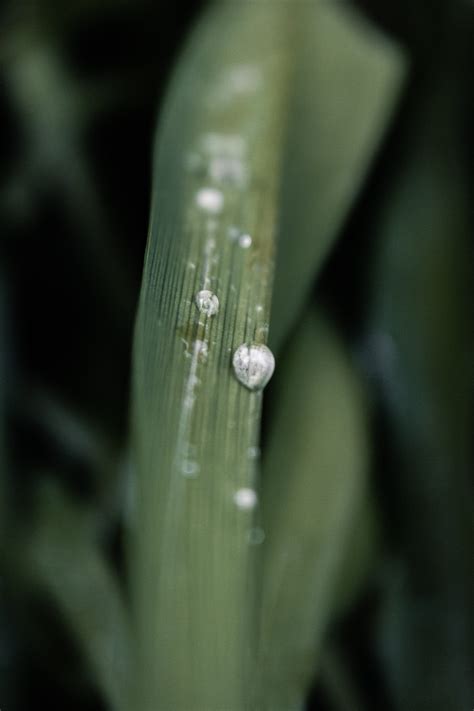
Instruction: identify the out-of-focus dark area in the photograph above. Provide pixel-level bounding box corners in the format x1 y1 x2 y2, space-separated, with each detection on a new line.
0 1 472 709
1 2 204 708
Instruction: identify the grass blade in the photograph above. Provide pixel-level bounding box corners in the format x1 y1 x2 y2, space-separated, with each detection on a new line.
23 482 131 711
270 3 406 351
130 3 293 708
259 310 371 709
368 46 474 709
130 3 404 708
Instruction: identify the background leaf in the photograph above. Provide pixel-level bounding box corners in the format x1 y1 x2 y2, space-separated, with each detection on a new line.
21 481 131 711
270 2 405 352
365 17 474 710
259 310 371 709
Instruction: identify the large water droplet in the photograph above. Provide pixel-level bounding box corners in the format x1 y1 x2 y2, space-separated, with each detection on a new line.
234 488 258 510
232 343 275 391
195 290 219 317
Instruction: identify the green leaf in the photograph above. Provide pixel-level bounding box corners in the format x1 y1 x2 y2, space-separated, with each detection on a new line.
23 481 131 711
129 3 404 708
270 3 406 352
130 3 294 708
259 310 371 710
368 40 473 710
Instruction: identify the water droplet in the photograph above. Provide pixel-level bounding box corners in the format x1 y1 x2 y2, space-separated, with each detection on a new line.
228 227 252 248
247 446 261 460
209 156 247 186
195 188 224 214
195 290 219 317
209 67 262 108
201 133 245 156
238 233 252 249
195 339 209 359
182 460 200 478
206 218 218 233
205 236 216 252
227 65 262 94
248 527 265 545
234 488 258 510
232 343 275 391
183 394 195 409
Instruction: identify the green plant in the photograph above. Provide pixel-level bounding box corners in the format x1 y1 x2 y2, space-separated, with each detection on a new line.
1 1 472 710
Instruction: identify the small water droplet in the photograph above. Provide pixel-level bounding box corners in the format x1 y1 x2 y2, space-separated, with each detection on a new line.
183 395 195 409
248 527 265 545
182 460 200 478
209 156 247 186
201 133 245 156
227 65 262 94
228 226 240 241
205 236 216 253
247 446 261 460
232 343 275 391
238 233 252 249
207 218 218 233
234 488 258 510
209 67 262 108
195 339 209 359
195 188 224 214
195 290 219 317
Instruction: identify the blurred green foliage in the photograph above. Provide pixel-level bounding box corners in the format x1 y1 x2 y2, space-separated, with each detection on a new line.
0 0 472 710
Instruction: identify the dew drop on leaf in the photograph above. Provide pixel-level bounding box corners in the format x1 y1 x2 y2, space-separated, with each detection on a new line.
195 187 224 213
248 526 265 545
209 155 247 186
232 343 275 391
238 233 252 249
247 446 260 460
234 488 258 510
195 290 219 317
181 460 200 478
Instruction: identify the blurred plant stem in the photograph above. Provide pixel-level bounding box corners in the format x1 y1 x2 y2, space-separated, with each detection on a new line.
259 310 371 710
3 37 134 321
21 480 131 711
368 17 473 709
